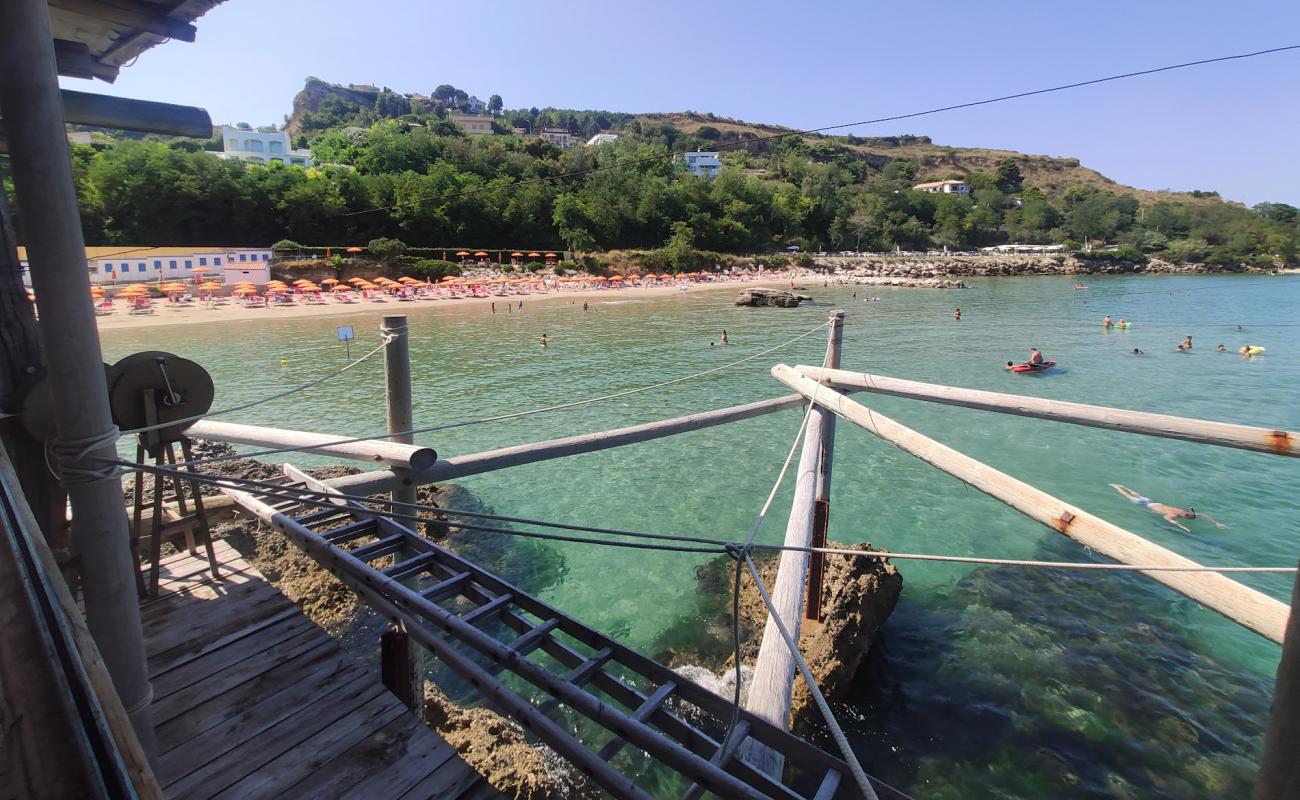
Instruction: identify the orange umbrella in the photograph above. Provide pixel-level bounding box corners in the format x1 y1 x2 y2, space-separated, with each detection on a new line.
199 282 223 290
330 284 354 293
348 277 368 285
527 252 541 258
474 251 488 257
233 287 257 295
658 273 673 280
292 278 314 285
346 247 364 254
627 273 640 280
90 286 104 296
321 278 339 285
298 283 321 291
440 276 461 283
456 251 470 257
609 274 624 280
511 252 523 257
544 252 557 257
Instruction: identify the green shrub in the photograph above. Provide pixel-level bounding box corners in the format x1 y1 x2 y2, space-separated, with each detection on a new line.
408 259 461 280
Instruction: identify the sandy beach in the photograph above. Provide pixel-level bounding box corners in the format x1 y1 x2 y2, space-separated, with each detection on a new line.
93 276 798 331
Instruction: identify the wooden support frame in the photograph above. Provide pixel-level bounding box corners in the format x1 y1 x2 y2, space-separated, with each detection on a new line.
187 419 438 470
774 364 1290 643
797 366 1299 458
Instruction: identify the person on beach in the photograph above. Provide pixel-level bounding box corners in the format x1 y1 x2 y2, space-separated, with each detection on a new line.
1103 315 1113 329
720 330 729 346
1178 335 1193 352
1028 347 1044 365
1109 484 1227 533
1132 348 1144 356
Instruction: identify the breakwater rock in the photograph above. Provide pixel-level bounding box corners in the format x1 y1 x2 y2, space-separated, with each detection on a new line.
736 287 805 307
834 276 965 289
689 542 901 730
814 254 1266 278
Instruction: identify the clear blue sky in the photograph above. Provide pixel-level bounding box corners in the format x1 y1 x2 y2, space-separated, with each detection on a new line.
63 0 1300 206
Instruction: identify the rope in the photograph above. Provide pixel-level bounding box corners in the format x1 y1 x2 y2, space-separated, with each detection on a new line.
115 462 1300 574
46 427 123 485
120 332 395 436
162 320 833 468
742 554 880 800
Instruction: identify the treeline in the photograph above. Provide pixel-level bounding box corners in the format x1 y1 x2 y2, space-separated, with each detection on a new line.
11 116 1296 267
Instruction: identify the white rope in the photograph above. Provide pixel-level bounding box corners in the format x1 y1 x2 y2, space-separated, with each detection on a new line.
120 333 395 436
743 555 881 800
165 320 833 467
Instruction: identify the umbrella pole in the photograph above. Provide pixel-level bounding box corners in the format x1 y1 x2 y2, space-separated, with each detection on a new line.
0 0 156 760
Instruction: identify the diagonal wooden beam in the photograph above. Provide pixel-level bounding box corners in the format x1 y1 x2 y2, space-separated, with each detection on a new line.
48 0 197 42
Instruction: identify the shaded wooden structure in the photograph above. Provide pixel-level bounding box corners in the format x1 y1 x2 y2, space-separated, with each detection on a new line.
141 540 493 800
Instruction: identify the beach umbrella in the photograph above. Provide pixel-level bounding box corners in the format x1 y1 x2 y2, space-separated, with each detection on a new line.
346 247 364 254
527 252 541 258
627 273 640 280
658 273 673 280
90 286 104 297
347 277 368 285
321 278 339 286
474 251 488 257
456 251 470 257
544 252 556 257
511 252 523 257
330 284 353 293
199 282 223 290
439 276 460 283
609 274 623 280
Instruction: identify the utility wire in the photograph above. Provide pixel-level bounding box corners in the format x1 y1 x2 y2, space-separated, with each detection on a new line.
340 45 1300 217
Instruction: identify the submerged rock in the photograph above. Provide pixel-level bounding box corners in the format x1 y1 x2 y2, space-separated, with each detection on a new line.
689 542 902 730
735 287 803 307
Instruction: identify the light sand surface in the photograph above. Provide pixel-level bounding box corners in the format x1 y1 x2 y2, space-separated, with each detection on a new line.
94 277 800 331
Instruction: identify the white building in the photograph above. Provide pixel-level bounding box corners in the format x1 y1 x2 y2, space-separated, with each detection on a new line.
682 151 722 179
913 179 970 195
450 114 494 136
587 132 619 146
219 124 313 167
464 95 487 114
17 246 274 287
539 127 577 149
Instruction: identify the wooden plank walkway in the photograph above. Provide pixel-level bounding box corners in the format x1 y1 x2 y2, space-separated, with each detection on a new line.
143 540 497 800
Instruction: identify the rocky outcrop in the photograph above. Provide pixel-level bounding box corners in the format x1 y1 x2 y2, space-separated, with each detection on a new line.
735 287 804 307
285 78 379 137
691 542 901 730
834 276 965 289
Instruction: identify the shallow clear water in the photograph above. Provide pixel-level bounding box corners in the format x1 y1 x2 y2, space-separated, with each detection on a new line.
102 276 1300 797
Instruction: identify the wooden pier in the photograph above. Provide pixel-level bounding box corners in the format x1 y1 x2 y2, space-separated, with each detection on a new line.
140 540 494 800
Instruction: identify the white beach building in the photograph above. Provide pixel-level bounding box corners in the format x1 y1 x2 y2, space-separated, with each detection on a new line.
17 246 274 287
913 179 970 195
682 151 722 179
219 124 313 167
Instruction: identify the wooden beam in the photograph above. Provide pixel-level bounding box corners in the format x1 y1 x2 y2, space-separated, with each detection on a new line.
797 366 1299 458
48 0 198 42
773 365 1290 644
1255 562 1300 799
59 89 212 138
186 419 438 471
744 312 843 779
326 394 808 497
53 39 95 79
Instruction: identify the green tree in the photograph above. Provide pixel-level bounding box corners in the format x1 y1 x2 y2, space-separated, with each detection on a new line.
994 158 1023 193
552 193 596 252
488 94 503 115
367 237 408 262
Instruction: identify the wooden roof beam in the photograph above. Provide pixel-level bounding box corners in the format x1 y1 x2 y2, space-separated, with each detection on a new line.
48 0 198 43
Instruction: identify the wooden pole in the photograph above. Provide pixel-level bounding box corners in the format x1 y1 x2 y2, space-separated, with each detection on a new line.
186 419 438 470
58 90 212 138
381 316 418 523
797 366 1299 458
0 0 156 757
774 365 1289 643
1255 564 1300 800
327 393 808 497
743 311 843 779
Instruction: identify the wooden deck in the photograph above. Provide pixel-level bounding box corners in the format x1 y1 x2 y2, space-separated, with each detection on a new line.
142 540 496 800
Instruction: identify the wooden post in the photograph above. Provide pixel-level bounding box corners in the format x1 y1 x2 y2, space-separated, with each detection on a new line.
381 316 417 522
806 312 844 621
743 311 843 779
186 419 437 470
774 365 1290 643
1255 564 1300 800
0 0 155 758
797 366 1299 458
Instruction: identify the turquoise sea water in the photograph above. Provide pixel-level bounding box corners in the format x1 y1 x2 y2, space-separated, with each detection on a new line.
102 276 1299 798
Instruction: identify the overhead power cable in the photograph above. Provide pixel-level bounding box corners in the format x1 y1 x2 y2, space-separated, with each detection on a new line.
340 45 1300 218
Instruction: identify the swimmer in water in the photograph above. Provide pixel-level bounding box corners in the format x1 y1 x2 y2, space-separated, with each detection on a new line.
1132 348 1144 356
1109 484 1226 533
540 333 548 347
720 330 729 346
1217 344 1226 352
1177 335 1193 352
954 307 961 321
1103 315 1113 329
1028 347 1044 365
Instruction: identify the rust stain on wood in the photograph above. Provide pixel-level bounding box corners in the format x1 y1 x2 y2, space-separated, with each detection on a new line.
1053 510 1077 532
1268 430 1293 453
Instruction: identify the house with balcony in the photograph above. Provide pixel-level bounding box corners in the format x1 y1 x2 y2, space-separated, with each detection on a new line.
219 124 313 166
587 132 619 146
539 127 577 149
912 179 970 195
682 151 722 179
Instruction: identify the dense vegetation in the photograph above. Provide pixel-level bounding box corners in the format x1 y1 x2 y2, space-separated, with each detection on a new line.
6 80 1297 267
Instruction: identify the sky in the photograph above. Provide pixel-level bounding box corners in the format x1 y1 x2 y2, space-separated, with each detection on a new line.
63 0 1300 206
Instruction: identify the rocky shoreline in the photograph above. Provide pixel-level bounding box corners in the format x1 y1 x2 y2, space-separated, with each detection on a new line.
812 253 1273 279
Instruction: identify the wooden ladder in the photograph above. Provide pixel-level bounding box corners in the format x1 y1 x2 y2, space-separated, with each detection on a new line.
221 466 908 800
